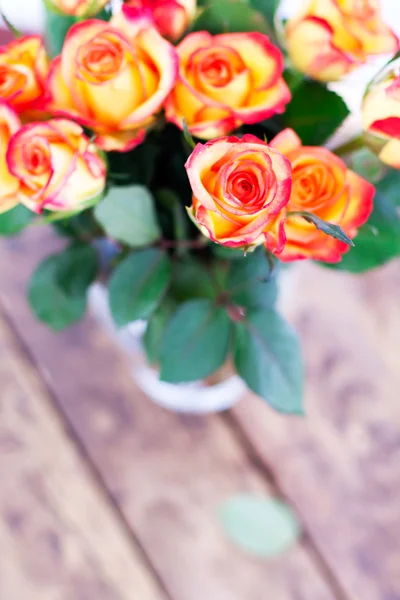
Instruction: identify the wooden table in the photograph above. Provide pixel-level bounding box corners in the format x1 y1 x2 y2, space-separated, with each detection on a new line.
0 227 399 600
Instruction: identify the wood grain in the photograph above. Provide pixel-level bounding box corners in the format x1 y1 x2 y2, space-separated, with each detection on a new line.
0 309 165 600
0 228 338 600
232 261 400 600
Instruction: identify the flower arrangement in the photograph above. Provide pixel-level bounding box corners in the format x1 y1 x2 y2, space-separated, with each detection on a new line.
1 0 400 413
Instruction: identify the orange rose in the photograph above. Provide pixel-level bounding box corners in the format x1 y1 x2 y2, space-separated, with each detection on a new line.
363 64 400 168
286 0 398 82
0 102 21 214
44 7 178 151
185 135 292 250
270 128 375 262
0 36 49 116
5 119 106 214
165 31 291 139
45 0 109 17
125 0 196 41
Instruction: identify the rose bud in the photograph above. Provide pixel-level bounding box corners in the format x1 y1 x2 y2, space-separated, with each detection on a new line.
165 31 291 139
6 119 106 214
125 0 196 41
363 60 400 168
270 128 375 262
185 135 292 251
0 102 22 214
0 36 49 116
43 6 178 151
286 0 398 82
45 0 109 17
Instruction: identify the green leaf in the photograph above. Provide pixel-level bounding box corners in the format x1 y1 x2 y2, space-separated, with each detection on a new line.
326 191 400 272
44 4 76 56
283 68 304 93
219 495 301 558
182 118 196 149
372 169 400 206
143 300 176 365
249 0 279 29
289 211 354 246
109 248 172 327
108 142 160 187
284 80 349 145
0 205 34 236
28 246 96 331
94 185 161 247
160 299 232 383
212 245 247 260
192 0 269 35
233 309 303 413
55 243 98 296
227 249 277 309
0 9 21 37
170 256 217 302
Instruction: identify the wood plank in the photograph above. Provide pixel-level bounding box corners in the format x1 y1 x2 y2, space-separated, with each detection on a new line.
232 261 400 600
0 228 339 600
0 307 165 600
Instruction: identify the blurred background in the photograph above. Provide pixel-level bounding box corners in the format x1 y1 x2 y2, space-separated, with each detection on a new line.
0 2 400 600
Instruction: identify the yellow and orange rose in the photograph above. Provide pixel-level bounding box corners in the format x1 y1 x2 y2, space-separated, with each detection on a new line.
4 119 106 214
0 36 49 116
363 67 400 168
44 6 178 151
165 31 291 139
270 128 375 262
286 0 398 82
185 135 292 250
125 0 196 41
45 0 109 17
0 102 22 214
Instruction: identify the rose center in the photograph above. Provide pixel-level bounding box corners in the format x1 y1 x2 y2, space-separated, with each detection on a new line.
23 138 51 176
78 34 124 82
200 54 233 86
292 164 335 210
228 171 260 205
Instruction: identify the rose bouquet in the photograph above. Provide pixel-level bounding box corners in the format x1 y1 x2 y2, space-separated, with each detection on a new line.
1 0 400 413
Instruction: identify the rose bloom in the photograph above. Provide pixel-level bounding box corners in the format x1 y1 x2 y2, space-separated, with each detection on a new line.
0 102 22 214
270 128 375 262
124 0 196 41
4 119 106 214
363 70 400 168
165 31 291 139
0 36 48 116
185 135 292 250
46 0 108 17
44 7 178 151
286 0 398 82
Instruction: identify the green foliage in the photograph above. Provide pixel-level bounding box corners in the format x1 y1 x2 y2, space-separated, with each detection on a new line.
159 299 232 383
289 211 354 246
94 185 161 247
170 256 217 301
219 495 301 558
249 0 280 30
0 205 34 236
284 80 350 145
109 248 172 327
192 0 270 35
233 309 303 413
143 300 176 365
107 142 160 186
28 243 97 330
227 249 277 309
44 4 75 56
349 147 387 184
326 191 400 272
